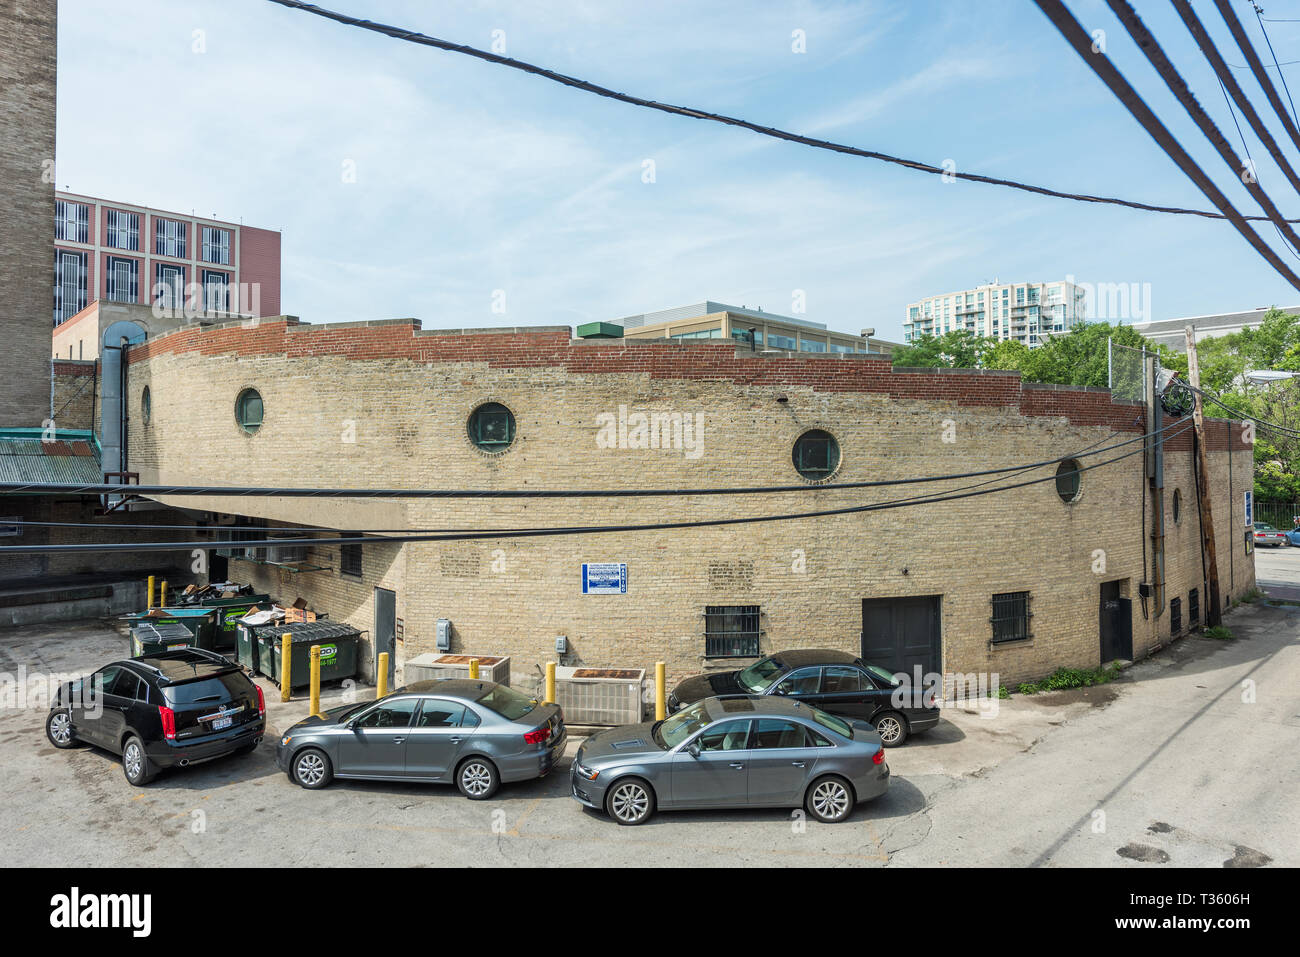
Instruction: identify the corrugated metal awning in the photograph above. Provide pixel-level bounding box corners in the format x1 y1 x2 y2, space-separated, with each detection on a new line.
0 432 102 486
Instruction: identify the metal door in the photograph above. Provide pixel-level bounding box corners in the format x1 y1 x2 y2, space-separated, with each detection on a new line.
1099 580 1133 663
861 596 941 678
373 587 396 685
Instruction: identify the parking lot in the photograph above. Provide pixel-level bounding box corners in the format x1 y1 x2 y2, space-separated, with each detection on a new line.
2 551 1297 867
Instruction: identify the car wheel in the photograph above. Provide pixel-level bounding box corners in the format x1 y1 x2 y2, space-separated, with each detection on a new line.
121 735 156 786
456 757 499 800
873 711 909 746
45 709 77 749
606 777 655 826
292 748 333 789
806 774 855 823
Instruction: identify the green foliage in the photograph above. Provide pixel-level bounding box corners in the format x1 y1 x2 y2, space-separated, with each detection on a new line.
1015 663 1122 694
890 330 991 369
1203 625 1234 640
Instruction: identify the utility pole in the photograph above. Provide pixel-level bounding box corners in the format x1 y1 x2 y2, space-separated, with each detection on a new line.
1186 326 1223 626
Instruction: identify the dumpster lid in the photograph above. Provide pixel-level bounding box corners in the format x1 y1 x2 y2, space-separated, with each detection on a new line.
276 621 361 642
132 622 195 642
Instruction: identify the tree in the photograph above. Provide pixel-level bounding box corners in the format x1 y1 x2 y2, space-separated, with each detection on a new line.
890 330 992 369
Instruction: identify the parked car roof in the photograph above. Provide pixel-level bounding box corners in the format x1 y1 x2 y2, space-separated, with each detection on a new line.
396 678 503 697
704 694 817 719
769 649 859 668
130 648 240 684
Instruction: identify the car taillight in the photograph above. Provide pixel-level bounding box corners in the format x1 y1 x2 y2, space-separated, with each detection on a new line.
873 750 885 765
255 684 265 719
524 727 551 745
158 706 176 741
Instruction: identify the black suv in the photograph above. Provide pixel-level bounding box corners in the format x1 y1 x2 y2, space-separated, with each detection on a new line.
46 648 266 785
668 649 940 746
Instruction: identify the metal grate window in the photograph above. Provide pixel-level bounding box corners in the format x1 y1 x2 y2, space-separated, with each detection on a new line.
53 250 87 325
340 543 362 578
202 269 228 313
704 605 761 658
154 263 185 310
104 209 140 251
201 226 231 265
106 256 139 303
1170 597 1182 635
991 591 1032 643
155 218 187 258
1189 588 1200 626
54 200 89 243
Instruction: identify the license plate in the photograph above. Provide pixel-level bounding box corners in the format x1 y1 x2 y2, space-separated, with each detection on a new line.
212 716 232 730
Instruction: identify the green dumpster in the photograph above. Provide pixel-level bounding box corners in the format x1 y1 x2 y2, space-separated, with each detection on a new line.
131 621 196 658
266 622 361 691
121 608 218 650
197 595 271 651
235 621 275 673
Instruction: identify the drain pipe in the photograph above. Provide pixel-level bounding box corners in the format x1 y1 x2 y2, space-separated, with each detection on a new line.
1145 354 1166 619
98 320 145 509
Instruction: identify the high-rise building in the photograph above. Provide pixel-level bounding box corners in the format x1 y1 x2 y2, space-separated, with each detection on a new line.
0 0 57 427
52 191 281 327
903 279 1087 347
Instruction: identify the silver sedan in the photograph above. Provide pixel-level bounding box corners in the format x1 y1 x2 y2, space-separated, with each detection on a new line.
276 679 566 800
570 694 889 825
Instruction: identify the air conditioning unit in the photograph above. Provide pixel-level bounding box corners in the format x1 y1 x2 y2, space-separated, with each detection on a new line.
553 666 645 726
404 653 511 686
266 544 307 563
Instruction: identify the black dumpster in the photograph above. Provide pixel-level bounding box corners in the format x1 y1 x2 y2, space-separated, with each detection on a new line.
131 621 197 658
265 621 362 690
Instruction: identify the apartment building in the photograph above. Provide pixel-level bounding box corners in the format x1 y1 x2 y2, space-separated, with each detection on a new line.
611 301 900 355
52 191 281 331
904 280 1087 347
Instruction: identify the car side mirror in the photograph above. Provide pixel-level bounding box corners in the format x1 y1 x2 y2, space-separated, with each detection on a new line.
686 741 701 758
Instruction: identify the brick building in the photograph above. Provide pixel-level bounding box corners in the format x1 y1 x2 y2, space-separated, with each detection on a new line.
108 316 1254 693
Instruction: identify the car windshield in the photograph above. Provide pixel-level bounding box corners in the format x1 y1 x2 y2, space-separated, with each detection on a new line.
655 702 711 748
162 672 246 705
863 664 901 687
1255 524 1275 531
809 707 854 740
476 684 538 721
736 657 784 693
328 700 373 723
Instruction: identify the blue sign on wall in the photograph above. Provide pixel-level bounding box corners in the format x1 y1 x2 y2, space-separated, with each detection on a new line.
582 563 627 594
1244 490 1254 527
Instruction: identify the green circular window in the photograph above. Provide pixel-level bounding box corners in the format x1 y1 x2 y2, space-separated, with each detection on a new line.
467 402 515 452
235 388 264 435
141 386 151 424
792 429 840 480
1056 459 1081 503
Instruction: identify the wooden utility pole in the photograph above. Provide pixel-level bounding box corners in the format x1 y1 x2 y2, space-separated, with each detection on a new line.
1186 326 1223 626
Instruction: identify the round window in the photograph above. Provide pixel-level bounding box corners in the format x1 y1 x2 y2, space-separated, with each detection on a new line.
1056 459 1081 503
792 429 840 481
141 386 151 425
1173 488 1182 524
467 402 516 452
235 388 264 435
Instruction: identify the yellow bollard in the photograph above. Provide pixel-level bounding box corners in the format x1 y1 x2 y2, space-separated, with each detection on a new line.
146 575 155 610
160 581 167 607
280 634 292 702
309 645 322 718
469 658 480 680
545 661 556 705
655 661 667 720
376 652 389 699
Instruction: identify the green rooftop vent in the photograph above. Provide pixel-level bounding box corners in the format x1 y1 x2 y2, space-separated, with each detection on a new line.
576 322 624 339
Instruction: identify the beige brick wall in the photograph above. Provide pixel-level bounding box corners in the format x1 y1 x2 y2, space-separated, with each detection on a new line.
0 0 56 427
120 327 1256 693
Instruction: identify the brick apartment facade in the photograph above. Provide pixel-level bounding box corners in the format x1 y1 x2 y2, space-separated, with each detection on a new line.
107 318 1255 693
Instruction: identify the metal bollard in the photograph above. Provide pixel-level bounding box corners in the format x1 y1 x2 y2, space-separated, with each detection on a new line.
545 661 556 705
376 652 389 699
655 661 666 720
280 634 292 702
147 575 155 610
309 645 322 718
160 581 168 607
469 658 480 680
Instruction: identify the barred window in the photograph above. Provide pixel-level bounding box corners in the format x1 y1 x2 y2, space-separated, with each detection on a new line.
155 218 187 258
1170 597 1182 635
991 591 1032 643
1189 588 1200 626
106 256 138 303
202 269 228 313
704 605 761 658
201 226 231 265
340 543 362 578
55 200 89 243
154 263 185 310
104 209 140 251
53 250 88 325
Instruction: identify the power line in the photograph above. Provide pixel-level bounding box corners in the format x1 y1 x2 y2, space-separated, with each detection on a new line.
1 419 1196 554
0 420 1176 499
1216 0 1300 157
1034 0 1300 293
1182 380 1300 437
1107 1 1300 265
263 0 1300 224
1255 4 1300 128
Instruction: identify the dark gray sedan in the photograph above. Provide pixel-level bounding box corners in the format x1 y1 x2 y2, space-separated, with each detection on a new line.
570 695 889 825
276 679 565 800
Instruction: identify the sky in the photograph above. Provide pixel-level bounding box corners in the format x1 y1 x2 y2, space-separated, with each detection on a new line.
53 0 1300 341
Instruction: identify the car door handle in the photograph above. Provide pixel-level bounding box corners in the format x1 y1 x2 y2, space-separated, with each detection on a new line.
791 761 806 768
448 736 462 744
392 737 405 745
729 762 745 769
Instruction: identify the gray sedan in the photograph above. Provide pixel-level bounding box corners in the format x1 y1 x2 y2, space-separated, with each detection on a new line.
276 679 566 800
570 694 889 825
